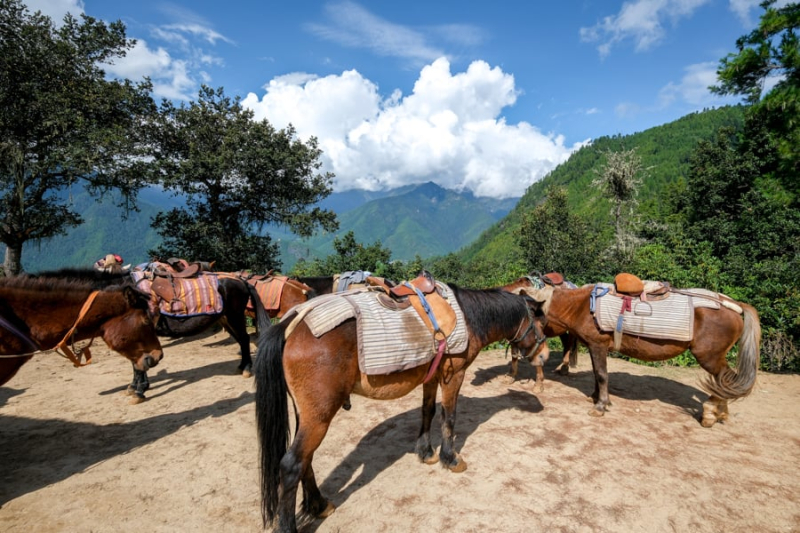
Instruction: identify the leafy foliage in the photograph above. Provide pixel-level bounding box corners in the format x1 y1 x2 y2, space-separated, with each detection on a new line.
147 86 338 272
0 0 155 273
517 186 603 282
711 0 800 177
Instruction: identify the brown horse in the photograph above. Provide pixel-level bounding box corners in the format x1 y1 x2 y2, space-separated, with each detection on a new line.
244 274 315 321
0 276 164 400
500 274 580 392
520 283 761 427
252 282 546 532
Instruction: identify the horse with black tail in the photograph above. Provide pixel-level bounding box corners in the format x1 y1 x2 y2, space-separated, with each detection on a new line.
251 276 546 532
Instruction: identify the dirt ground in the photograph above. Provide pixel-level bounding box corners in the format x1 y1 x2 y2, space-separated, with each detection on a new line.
1 326 798 533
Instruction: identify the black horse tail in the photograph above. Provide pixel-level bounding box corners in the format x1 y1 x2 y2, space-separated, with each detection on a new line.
701 302 761 400
244 280 272 339
254 314 292 527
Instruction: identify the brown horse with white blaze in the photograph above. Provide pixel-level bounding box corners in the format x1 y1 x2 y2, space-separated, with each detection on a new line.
0 276 164 399
251 283 546 532
520 284 760 427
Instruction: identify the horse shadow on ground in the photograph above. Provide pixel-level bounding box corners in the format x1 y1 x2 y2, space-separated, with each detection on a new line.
300 389 543 532
471 350 705 420
97 358 249 400
0 386 25 408
0 391 253 506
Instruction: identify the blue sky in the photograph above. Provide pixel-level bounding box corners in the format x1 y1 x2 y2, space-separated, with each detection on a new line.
25 0 775 199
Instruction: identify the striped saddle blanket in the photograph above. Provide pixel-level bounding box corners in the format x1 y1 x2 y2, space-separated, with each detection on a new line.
131 271 224 317
593 283 734 342
246 275 288 312
283 283 468 375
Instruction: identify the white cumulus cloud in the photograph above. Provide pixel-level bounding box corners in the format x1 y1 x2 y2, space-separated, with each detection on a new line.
243 57 583 199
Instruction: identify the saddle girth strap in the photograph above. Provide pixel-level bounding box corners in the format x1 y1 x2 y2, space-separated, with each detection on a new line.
56 290 100 367
423 339 447 384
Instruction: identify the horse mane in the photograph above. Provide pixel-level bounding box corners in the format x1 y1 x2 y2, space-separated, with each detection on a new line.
0 274 105 298
29 267 131 288
449 284 530 342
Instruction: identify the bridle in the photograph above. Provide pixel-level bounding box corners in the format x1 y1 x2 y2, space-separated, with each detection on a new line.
507 299 547 360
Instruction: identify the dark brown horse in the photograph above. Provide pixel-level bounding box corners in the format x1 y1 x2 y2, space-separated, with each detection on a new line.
33 267 253 386
500 274 580 392
520 283 761 427
0 276 163 400
252 282 546 532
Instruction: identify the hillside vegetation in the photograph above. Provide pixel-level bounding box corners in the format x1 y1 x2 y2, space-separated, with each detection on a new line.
460 105 746 264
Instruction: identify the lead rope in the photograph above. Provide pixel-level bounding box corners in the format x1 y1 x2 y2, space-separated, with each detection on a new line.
54 290 101 367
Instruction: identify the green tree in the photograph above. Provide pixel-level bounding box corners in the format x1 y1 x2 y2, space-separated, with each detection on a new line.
290 231 394 277
0 0 156 274
148 86 338 272
710 0 800 178
517 186 601 282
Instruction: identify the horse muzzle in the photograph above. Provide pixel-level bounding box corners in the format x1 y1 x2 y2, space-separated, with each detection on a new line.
142 350 164 371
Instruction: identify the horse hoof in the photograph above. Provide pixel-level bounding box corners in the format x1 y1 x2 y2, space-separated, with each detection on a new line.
125 387 136 396
422 453 439 465
448 456 468 473
318 501 336 518
129 395 147 405
501 374 516 385
241 369 252 378
555 365 570 376
588 408 605 418
701 414 718 427
532 383 544 394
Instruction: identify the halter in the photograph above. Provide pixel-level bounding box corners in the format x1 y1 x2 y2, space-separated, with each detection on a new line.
506 301 546 360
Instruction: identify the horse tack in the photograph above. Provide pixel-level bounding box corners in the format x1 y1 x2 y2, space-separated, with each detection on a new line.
530 282 760 426
0 290 102 366
375 271 457 382
54 290 101 367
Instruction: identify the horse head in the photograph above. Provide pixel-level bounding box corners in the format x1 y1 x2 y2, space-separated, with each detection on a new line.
102 286 164 372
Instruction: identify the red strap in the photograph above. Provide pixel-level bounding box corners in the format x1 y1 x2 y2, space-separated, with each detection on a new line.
423 339 447 383
620 295 632 314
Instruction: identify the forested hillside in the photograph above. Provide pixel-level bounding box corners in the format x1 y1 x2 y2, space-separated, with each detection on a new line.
461 105 746 264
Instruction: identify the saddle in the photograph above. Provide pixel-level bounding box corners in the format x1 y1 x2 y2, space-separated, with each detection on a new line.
133 259 221 315
541 272 565 286
375 271 457 338
614 273 670 301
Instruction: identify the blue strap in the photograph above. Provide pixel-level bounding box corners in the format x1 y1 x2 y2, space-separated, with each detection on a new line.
404 282 441 333
590 284 609 313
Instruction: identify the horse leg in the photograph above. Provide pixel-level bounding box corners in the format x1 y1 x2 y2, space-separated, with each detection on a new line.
587 345 611 417
554 333 576 375
220 315 252 378
503 355 519 384
701 395 730 427
127 368 149 405
126 364 150 394
300 462 336 519
532 364 545 393
438 371 468 473
415 379 439 464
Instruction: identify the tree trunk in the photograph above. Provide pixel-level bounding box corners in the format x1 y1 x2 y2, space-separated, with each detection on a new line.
4 244 23 275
